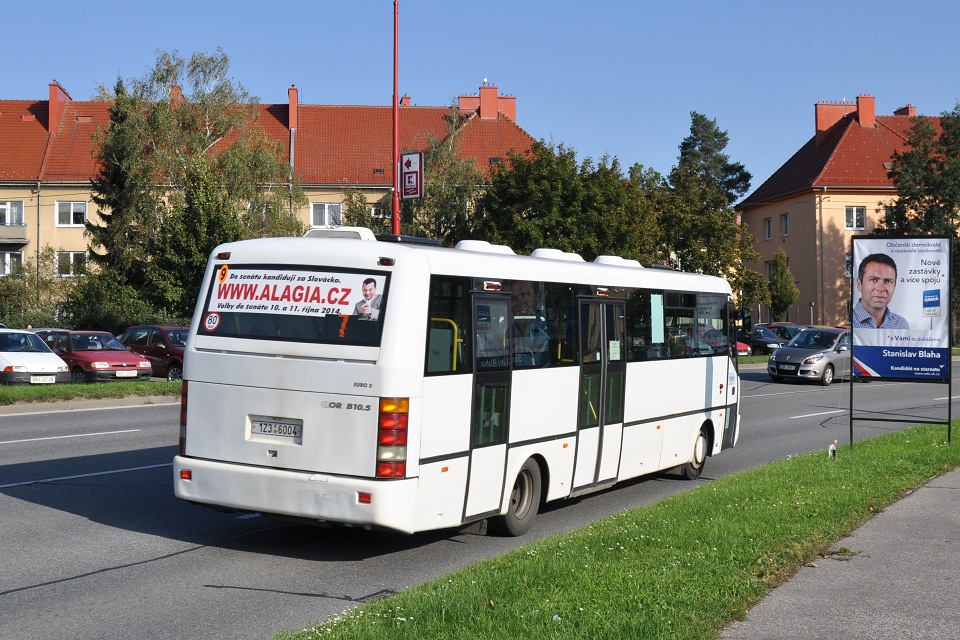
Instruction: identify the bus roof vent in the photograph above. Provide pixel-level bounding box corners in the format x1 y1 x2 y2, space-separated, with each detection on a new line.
531 248 585 262
304 226 376 240
454 240 516 255
594 255 643 267
374 234 441 246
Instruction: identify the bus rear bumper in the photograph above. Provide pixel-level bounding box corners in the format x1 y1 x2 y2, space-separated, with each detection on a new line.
173 456 420 533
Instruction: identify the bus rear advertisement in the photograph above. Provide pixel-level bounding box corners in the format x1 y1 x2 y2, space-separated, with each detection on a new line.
174 231 740 535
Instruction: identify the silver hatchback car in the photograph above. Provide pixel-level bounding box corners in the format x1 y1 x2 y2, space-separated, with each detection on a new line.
767 328 850 386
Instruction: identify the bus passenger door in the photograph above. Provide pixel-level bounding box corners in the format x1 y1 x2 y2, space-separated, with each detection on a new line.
573 299 626 489
464 295 511 521
721 299 739 450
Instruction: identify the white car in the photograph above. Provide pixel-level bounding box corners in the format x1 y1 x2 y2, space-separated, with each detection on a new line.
0 329 70 385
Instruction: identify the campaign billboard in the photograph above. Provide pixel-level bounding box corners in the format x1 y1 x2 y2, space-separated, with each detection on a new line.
850 236 951 381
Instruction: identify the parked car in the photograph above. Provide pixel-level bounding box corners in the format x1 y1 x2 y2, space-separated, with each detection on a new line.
736 326 786 355
0 329 70 385
119 325 188 381
736 341 752 357
770 324 807 342
767 327 850 386
35 330 152 383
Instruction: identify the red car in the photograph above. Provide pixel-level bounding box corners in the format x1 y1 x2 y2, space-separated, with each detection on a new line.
36 330 152 383
118 325 188 381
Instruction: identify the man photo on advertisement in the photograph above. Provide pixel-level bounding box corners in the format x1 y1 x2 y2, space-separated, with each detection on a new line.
353 278 382 321
853 253 910 330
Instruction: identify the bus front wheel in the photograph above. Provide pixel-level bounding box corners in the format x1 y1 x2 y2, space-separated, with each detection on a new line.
492 458 542 536
682 428 708 480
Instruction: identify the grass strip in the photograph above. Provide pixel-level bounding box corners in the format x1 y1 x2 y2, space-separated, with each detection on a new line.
278 423 960 640
0 380 181 405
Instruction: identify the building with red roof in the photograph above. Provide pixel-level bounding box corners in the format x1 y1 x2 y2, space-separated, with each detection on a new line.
736 95 927 326
0 82 534 281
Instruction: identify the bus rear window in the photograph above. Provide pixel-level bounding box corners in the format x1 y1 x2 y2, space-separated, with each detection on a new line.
197 264 389 346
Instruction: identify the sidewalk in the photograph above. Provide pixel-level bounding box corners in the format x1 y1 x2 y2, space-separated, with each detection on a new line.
722 467 960 639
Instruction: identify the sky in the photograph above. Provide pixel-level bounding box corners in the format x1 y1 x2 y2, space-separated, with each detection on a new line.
7 0 960 192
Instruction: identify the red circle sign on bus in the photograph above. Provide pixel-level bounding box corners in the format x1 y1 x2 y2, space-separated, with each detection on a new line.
204 312 221 332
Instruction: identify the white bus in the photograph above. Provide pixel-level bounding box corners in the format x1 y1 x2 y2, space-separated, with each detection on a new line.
174 231 740 535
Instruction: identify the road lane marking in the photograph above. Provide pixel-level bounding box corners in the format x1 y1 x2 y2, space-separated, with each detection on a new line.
790 410 846 419
0 463 172 489
0 429 141 445
0 401 178 419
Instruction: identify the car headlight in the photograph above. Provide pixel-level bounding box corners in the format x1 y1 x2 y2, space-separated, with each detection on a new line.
139 361 151 368
3 365 27 373
57 365 68 372
803 353 824 365
91 361 110 369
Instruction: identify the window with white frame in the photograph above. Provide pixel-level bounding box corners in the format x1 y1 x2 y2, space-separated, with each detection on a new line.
311 203 342 227
0 201 25 225
845 206 865 230
56 251 86 277
57 201 87 226
0 251 22 276
371 205 386 219
763 217 772 240
780 212 789 236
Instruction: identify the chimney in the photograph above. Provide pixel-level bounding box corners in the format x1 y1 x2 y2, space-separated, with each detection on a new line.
288 85 298 130
894 104 916 117
48 81 72 133
459 85 517 121
815 100 856 146
479 84 499 119
856 94 875 127
400 94 410 107
170 85 184 109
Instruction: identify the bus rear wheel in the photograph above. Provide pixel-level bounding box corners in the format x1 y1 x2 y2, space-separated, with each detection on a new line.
491 458 541 536
682 428 708 480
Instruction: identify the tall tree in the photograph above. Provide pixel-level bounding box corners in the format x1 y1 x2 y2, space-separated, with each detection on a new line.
675 112 752 204
662 113 753 280
768 248 799 322
87 49 305 321
879 103 960 310
402 108 483 245
470 142 659 261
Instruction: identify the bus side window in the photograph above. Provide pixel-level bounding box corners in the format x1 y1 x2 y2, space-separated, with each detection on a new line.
424 276 473 375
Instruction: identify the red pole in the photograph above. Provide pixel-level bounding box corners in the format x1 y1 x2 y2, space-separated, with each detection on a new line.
391 0 401 234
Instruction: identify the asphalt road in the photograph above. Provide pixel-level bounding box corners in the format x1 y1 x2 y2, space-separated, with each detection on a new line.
0 371 955 640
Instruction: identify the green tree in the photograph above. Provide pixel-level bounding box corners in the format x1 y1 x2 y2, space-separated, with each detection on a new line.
676 112 752 204
87 48 306 322
470 142 659 261
402 109 484 245
341 186 391 234
879 103 960 311
663 113 753 279
768 248 799 322
0 247 79 328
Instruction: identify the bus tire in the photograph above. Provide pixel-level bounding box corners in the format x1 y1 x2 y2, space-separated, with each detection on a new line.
492 458 542 536
682 428 708 480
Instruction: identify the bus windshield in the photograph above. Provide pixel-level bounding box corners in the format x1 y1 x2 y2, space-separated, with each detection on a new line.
196 263 389 346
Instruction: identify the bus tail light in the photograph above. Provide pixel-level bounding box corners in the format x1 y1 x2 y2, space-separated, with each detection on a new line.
179 381 188 456
376 397 409 478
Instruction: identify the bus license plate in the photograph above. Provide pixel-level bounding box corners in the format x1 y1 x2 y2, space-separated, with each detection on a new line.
252 419 303 441
30 375 55 384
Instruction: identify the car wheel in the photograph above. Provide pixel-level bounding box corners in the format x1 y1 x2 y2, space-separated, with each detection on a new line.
681 427 708 480
166 363 183 381
490 458 542 536
71 368 87 384
820 364 835 386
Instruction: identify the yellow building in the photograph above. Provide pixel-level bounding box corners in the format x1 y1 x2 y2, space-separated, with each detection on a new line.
737 95 927 326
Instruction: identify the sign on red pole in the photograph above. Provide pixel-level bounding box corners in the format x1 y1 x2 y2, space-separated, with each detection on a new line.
400 152 423 200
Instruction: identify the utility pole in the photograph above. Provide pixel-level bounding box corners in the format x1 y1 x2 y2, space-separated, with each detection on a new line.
391 0 401 234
